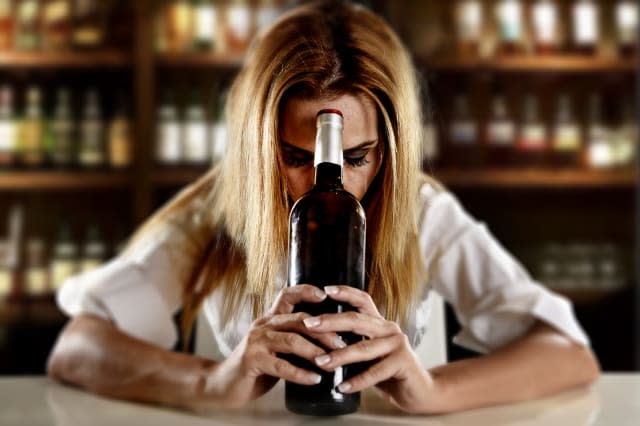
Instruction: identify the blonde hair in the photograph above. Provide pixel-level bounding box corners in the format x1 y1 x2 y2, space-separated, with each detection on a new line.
132 1 431 346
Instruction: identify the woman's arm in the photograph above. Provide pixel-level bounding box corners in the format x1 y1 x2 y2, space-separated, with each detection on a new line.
47 314 219 408
306 286 600 414
428 321 600 413
48 285 344 409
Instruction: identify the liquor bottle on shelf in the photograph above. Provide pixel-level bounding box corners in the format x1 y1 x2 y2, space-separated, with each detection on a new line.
585 93 613 169
615 0 638 57
494 0 523 55
551 94 581 167
454 0 482 57
80 225 106 273
183 88 209 165
485 92 515 166
210 88 228 163
24 237 49 297
531 0 559 54
285 109 366 416
516 94 548 166
77 89 105 168
5 205 24 299
255 0 282 35
225 0 252 54
0 85 17 168
0 239 10 300
50 87 75 168
165 0 192 53
20 86 46 168
0 0 13 51
71 0 107 49
108 94 133 169
15 0 41 50
42 0 72 50
447 93 480 167
572 0 599 55
192 0 217 52
156 90 182 166
613 97 637 168
50 222 79 292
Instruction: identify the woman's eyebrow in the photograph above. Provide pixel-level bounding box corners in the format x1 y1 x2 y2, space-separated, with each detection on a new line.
344 140 378 154
281 141 313 156
281 140 378 155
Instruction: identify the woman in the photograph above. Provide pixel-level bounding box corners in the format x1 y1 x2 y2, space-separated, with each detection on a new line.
47 0 600 414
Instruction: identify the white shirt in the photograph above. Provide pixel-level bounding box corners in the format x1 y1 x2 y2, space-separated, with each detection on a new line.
57 183 589 357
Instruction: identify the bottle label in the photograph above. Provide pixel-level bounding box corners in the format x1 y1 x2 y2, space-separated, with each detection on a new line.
553 126 580 151
44 0 71 23
0 269 10 297
487 121 515 145
157 123 182 163
450 121 476 145
533 3 557 43
51 260 78 291
574 4 598 44
81 260 103 274
587 141 612 168
196 7 216 41
211 122 228 162
496 0 522 41
227 6 251 40
617 3 638 44
257 7 280 31
457 1 482 41
26 268 48 295
519 126 547 149
184 123 209 163
0 122 15 152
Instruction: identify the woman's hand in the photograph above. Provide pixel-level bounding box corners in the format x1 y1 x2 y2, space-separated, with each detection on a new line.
207 285 345 408
302 285 440 414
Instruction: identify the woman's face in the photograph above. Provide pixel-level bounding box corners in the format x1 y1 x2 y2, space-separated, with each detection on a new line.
279 93 383 202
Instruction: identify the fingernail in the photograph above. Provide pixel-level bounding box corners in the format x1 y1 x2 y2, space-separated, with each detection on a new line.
325 286 339 295
303 317 321 328
338 382 352 393
314 288 327 300
311 374 322 384
315 354 331 366
333 337 347 349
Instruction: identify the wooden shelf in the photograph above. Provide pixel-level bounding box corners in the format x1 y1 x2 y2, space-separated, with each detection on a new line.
433 168 636 189
156 52 244 68
0 170 134 191
0 50 132 69
152 167 208 187
424 55 637 73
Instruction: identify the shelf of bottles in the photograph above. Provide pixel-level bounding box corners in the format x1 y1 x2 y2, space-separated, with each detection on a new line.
425 0 638 64
152 0 292 185
0 202 125 323
419 0 638 187
525 240 631 304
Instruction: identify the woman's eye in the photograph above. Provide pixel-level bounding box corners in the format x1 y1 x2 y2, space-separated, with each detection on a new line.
345 154 370 167
283 153 313 168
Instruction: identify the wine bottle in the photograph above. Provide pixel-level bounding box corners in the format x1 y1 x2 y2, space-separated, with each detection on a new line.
285 109 366 416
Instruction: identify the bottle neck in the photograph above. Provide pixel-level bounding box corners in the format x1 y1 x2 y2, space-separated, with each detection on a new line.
314 162 343 190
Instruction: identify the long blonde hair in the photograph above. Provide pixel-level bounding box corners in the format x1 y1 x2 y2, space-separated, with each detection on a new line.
133 1 429 346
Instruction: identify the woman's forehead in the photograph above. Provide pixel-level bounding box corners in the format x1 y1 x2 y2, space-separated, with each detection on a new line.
280 93 379 150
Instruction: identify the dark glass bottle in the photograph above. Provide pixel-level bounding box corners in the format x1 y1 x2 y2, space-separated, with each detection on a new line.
285 109 366 416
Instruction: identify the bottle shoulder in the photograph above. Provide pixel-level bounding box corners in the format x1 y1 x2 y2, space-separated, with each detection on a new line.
290 188 365 219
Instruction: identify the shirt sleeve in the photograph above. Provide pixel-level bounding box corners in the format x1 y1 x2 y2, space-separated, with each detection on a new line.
418 184 590 354
56 220 199 350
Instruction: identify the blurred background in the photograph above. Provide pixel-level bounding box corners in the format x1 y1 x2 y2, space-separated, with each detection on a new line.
0 0 637 374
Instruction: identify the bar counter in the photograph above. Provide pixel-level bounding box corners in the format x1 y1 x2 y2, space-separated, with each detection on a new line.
1 374 638 425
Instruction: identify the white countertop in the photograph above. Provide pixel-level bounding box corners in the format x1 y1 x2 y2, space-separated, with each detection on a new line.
1 373 639 426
